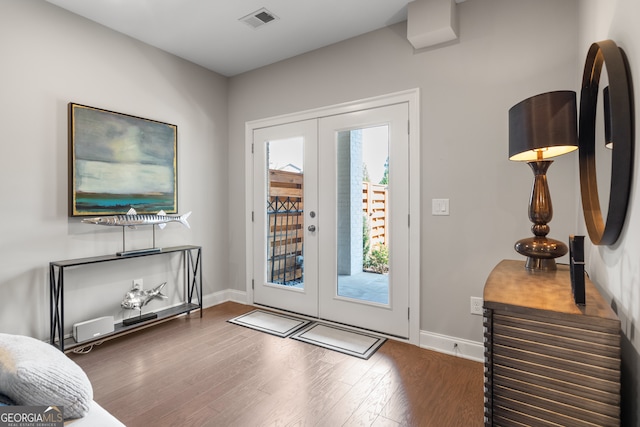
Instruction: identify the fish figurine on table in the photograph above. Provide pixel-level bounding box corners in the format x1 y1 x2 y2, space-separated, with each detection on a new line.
121 282 168 311
82 208 191 229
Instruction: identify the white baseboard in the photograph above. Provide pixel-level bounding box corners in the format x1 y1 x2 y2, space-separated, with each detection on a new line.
419 330 484 363
202 289 248 309
202 290 484 363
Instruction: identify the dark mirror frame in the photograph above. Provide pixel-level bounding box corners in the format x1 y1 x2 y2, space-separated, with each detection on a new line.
579 40 634 245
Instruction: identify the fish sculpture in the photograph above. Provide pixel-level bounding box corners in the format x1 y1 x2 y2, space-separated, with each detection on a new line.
82 208 191 229
121 282 168 311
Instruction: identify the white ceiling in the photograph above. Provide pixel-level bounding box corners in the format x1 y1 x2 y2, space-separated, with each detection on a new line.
45 0 413 77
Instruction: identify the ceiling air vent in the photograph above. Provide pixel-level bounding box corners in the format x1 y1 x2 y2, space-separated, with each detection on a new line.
239 8 279 29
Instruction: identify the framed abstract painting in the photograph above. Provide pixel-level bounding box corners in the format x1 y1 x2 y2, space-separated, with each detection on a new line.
68 103 177 216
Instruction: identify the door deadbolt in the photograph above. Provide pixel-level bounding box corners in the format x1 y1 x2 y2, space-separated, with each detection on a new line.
309 211 316 218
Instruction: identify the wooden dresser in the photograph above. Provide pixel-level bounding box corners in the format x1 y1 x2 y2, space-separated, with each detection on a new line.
483 260 621 426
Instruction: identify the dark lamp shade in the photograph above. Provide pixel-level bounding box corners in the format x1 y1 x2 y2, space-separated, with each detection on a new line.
509 90 578 161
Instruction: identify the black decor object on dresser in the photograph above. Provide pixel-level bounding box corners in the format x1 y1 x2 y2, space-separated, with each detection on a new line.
570 235 586 305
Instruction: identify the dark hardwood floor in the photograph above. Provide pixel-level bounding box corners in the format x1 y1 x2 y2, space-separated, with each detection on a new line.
69 302 484 426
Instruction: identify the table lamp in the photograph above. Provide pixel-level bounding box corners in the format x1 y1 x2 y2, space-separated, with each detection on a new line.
509 90 578 270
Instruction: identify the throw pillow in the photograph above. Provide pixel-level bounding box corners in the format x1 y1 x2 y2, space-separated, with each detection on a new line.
0 334 93 419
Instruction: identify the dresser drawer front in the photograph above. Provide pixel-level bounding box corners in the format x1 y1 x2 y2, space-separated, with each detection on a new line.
485 309 620 426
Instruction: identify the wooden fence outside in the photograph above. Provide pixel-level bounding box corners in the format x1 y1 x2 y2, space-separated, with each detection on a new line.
362 182 388 248
267 170 304 285
267 170 388 285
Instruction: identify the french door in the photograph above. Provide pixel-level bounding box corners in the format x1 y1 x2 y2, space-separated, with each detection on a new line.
318 104 409 337
252 120 319 317
252 102 411 338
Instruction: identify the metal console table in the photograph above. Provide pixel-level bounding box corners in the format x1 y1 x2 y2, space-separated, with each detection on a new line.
50 245 202 352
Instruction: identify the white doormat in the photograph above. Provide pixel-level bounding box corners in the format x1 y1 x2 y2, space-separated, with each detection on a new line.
291 323 386 359
227 310 310 338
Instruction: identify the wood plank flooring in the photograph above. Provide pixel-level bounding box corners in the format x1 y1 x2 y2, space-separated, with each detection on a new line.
69 302 484 426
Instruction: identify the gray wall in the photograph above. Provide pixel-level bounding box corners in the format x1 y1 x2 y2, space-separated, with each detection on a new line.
228 0 580 344
579 1 640 424
0 1 229 339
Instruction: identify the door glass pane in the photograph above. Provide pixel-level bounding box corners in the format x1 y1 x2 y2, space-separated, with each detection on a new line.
336 126 389 304
266 137 304 289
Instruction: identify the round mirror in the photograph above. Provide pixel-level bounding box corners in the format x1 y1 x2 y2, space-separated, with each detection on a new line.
578 40 634 245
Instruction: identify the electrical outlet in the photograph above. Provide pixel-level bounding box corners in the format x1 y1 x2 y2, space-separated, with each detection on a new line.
133 278 143 289
470 297 483 315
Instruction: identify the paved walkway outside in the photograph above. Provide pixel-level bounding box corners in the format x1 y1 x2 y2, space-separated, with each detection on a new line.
281 271 389 305
338 271 389 304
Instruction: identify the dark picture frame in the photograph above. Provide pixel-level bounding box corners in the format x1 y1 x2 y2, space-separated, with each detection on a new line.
68 103 177 216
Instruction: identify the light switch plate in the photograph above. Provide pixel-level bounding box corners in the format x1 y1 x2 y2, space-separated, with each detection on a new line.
432 198 450 216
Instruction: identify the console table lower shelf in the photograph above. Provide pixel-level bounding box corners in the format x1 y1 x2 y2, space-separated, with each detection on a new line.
61 303 201 352
49 245 202 353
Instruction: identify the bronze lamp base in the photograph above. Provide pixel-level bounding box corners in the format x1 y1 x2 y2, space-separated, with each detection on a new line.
515 160 568 271
515 236 568 271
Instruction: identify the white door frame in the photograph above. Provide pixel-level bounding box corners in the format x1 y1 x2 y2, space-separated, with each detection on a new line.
245 89 421 345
